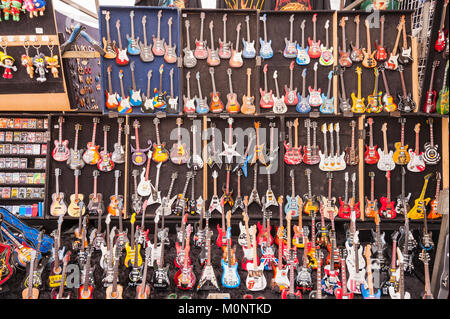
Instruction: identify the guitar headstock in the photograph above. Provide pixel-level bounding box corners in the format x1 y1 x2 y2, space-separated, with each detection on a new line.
398 64 404 73
378 63 385 72
200 11 205 20
105 10 110 22
247 68 252 76
351 172 356 183
356 66 362 76
419 250 430 264
321 123 327 134
118 69 124 80
168 16 172 26
334 122 340 133
289 14 294 24
157 9 162 19
114 169 121 179
315 248 323 264
63 250 72 265
254 121 260 130
305 168 311 178
133 119 140 129
105 213 111 225
223 13 227 23
74 169 81 177
209 20 214 30
212 170 218 179
130 213 136 225
236 22 241 33
93 170 100 178
146 70 152 80
339 16 347 28
186 170 194 180
129 60 134 71
369 171 375 179
364 244 372 260
398 117 407 125
142 15 146 25
373 67 378 77
354 14 360 24
107 65 112 74
326 172 333 180
397 15 405 32
273 70 278 79
312 13 317 23
293 118 299 129
130 10 134 19
401 166 406 176
171 171 178 180
414 123 421 134
115 19 121 30
245 15 250 24
344 171 349 182
325 19 330 30
432 59 440 69
227 117 234 127
311 121 318 130
153 117 160 127
260 13 267 23
58 116 64 125
263 64 269 74
424 173 433 181
381 122 387 133
301 68 307 78
185 19 190 29
103 125 110 132
55 167 61 177
159 64 164 75
328 122 334 133
227 68 232 77
349 120 356 130
301 19 305 30
364 17 370 29
190 124 197 134
391 230 401 242
313 62 318 72
186 224 193 238
436 171 441 182
278 195 284 206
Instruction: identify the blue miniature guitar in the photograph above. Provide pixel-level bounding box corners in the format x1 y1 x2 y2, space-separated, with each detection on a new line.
296 69 311 113
221 226 240 288
320 71 335 114
242 15 256 59
259 14 273 59
296 20 310 65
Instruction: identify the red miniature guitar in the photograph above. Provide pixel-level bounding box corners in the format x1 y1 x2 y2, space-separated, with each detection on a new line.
435 0 449 52
379 171 397 219
308 14 321 59
364 118 380 164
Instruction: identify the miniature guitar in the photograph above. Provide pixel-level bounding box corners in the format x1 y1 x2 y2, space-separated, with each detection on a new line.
322 172 338 220
126 10 140 55
129 61 142 107
194 12 208 59
259 14 273 59
260 64 274 108
399 15 412 65
111 117 125 164
308 62 322 108
393 118 410 165
308 13 321 59
380 171 396 219
296 68 310 113
407 173 433 221
334 249 354 299
97 125 114 172
423 60 440 113
273 70 287 114
375 15 387 62
174 224 196 290
152 10 166 56
167 68 178 113
350 15 363 62
219 13 232 59
284 61 299 106
170 118 189 165
246 225 267 291
428 172 442 219
242 15 256 59
102 11 117 59
141 70 154 113
296 19 310 65
364 118 379 165
52 116 69 162
152 64 168 110
247 163 261 208
187 124 203 170
345 120 359 166
225 68 240 113
78 246 94 299
351 67 366 113
318 123 330 170
67 169 85 218
284 118 302 165
362 18 377 68
385 16 404 70
183 71 196 113
151 118 169 163
309 250 327 299
50 251 71 299
320 20 334 66
283 14 297 58
114 19 129 66
423 118 441 165
303 168 319 216
366 68 383 113
241 68 256 114
221 165 234 208
407 124 426 172
397 65 415 112
339 17 352 67
338 172 351 219
377 123 396 171
135 246 151 299
379 64 397 112
130 119 152 166
105 65 120 109
230 23 243 68
107 170 124 217
361 245 381 299
207 122 223 169
209 67 224 113
208 171 222 217
117 70 132 113
139 15 154 62
221 226 240 288
251 121 267 166
105 246 123 299
338 66 351 112
197 229 219 291
333 123 347 171
322 230 341 295
365 172 379 218
50 169 67 217
436 61 449 115
207 20 220 67
320 70 334 114
164 17 177 63
183 20 197 68
124 213 143 268
435 0 449 52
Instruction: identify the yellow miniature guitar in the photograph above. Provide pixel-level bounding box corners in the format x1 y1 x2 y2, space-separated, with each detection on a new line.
351 67 366 113
124 213 143 267
393 118 410 165
407 173 433 220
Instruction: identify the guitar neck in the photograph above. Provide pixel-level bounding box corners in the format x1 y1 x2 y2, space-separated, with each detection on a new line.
340 73 347 100
381 69 392 96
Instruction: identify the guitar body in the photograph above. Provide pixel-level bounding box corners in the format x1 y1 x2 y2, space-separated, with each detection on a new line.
366 92 383 113
241 246 258 271
127 37 141 56
321 269 341 295
295 265 312 291
67 195 86 217
241 96 256 114
361 284 381 299
436 88 449 115
226 93 240 113
102 39 117 59
129 89 142 107
124 244 143 268
195 97 208 114
393 142 410 165
361 49 377 68
218 41 232 59
183 48 197 68
163 44 177 64
284 142 302 166
50 194 67 217
379 197 397 219
259 38 273 59
383 94 398 112
285 195 301 217
296 44 310 65
435 29 447 52
245 263 267 291
115 48 129 66
397 93 415 112
308 87 322 107
338 50 353 67
284 86 299 106
152 265 170 289
335 287 354 299
296 95 311 114
351 94 366 113
210 92 224 113
272 266 290 290
283 40 297 58
338 198 351 219
319 46 334 66
152 38 166 56
170 142 189 165
399 47 412 65
52 140 70 162
344 146 359 166
423 143 441 165
221 259 240 288
242 39 256 59
259 88 274 108
78 285 94 299
194 40 208 60
364 145 380 164
107 195 124 217
375 46 387 62
138 42 154 63
377 149 395 171
307 38 321 59
302 146 320 165
118 96 132 114
408 198 430 220
131 147 150 167
152 89 168 110
365 198 379 218
105 91 120 109
346 269 366 294
207 48 220 67
407 151 426 172
97 152 114 173
319 95 334 114
229 50 243 68
183 96 196 114
105 286 123 299
350 45 363 62
152 144 169 163
423 90 437 113
216 225 228 248
256 222 273 247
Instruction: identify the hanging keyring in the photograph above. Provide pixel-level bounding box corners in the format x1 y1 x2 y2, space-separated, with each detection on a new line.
22 40 35 79
32 43 42 56
0 40 8 55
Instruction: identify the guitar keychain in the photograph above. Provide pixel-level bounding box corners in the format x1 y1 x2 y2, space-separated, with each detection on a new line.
32 44 48 83
0 42 17 79
21 41 34 79
45 41 60 78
